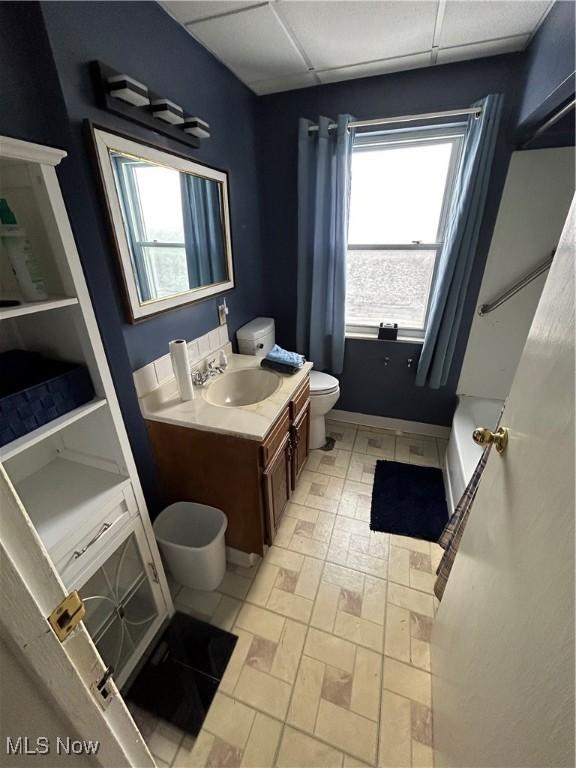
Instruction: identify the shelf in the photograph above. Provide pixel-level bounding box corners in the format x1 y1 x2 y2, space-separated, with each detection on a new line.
0 399 108 462
15 457 130 553
0 296 78 320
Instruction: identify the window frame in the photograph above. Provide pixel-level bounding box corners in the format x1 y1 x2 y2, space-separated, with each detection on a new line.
346 125 465 340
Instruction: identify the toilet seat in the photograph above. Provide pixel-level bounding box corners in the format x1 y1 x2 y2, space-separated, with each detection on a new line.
309 370 339 396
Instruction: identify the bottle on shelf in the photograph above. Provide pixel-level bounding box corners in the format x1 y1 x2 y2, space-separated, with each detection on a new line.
0 198 48 302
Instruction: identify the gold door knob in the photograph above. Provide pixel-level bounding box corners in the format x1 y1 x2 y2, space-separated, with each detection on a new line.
472 426 509 454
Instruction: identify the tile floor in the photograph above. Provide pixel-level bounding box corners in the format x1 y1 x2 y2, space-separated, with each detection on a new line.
129 421 446 768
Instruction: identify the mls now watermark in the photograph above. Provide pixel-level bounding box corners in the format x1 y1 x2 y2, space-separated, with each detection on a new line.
6 737 100 756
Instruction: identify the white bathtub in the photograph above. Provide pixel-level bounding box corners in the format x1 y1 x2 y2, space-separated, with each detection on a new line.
444 395 504 514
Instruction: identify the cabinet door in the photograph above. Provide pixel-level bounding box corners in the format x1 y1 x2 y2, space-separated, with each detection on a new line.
291 403 310 489
78 519 167 687
263 434 291 542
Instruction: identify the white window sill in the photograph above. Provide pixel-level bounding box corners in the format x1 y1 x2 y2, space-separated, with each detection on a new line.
345 330 424 344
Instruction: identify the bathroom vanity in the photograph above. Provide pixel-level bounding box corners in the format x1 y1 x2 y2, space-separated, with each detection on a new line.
140 354 312 556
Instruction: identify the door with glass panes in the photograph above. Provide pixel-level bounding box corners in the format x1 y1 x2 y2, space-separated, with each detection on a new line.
76 519 166 687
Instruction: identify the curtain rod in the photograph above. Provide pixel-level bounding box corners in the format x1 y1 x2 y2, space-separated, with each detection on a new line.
520 97 576 149
307 106 482 133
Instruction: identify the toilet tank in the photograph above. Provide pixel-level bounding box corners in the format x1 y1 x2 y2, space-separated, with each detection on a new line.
236 317 275 357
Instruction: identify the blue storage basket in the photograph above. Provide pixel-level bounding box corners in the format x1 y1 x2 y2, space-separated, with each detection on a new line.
0 350 95 447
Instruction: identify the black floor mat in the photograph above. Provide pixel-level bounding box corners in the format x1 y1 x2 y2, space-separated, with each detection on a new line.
370 460 448 542
126 612 237 737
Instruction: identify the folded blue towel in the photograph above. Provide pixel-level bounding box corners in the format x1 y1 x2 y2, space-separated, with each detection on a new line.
266 344 305 368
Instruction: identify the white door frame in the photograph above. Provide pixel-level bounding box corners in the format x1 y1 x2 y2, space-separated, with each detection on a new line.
0 466 155 767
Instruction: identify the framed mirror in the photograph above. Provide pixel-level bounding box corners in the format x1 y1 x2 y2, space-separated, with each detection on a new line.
91 126 234 321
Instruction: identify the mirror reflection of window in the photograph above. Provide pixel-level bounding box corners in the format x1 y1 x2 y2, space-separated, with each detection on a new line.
111 151 228 305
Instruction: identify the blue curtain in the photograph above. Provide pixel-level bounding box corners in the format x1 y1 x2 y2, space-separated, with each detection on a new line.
296 114 355 375
416 94 503 388
180 174 227 288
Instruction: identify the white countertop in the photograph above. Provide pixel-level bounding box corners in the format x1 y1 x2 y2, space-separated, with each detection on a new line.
139 353 312 441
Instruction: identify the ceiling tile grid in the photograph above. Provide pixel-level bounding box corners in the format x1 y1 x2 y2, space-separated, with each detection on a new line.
161 0 554 94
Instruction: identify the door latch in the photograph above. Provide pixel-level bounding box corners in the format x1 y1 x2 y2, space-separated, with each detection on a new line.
91 665 116 710
48 591 85 642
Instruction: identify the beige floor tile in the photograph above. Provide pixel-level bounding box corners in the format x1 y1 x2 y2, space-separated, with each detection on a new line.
304 627 357 673
354 429 396 459
183 731 215 768
315 699 378 764
241 713 283 767
326 421 358 451
390 535 431 555
265 546 305 572
306 448 352 478
211 595 242 631
347 550 388 579
267 587 314 623
361 575 387 625
350 646 382 721
347 453 379 484
246 562 280 607
277 726 344 768
343 756 371 768
286 533 329 559
218 570 252 600
175 587 222 619
275 516 300 548
429 543 443 572
233 664 292 720
323 561 365 591
286 502 320 523
412 740 434 767
270 619 307 683
287 654 325 732
409 568 436 595
235 603 286 642
383 657 431 707
388 546 410 586
384 603 411 663
378 690 411 767
147 720 183 764
219 629 253 695
387 583 434 617
295 556 324 599
334 610 383 652
203 693 256 750
395 435 439 467
311 581 340 631
411 637 431 672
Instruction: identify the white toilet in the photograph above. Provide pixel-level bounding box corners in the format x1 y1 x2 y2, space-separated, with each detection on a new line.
308 370 340 450
237 317 340 449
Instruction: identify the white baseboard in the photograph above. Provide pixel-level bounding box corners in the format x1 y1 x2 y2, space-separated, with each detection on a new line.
226 546 261 568
329 409 451 439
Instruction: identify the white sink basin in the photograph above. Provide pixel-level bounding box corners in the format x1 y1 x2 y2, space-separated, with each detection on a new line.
204 369 281 407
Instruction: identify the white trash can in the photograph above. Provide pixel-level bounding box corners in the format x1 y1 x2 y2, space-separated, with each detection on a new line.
153 502 228 591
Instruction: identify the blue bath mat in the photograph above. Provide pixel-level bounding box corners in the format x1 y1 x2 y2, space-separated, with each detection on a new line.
370 460 448 542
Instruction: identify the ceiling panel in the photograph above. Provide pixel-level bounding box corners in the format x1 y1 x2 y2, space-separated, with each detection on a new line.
439 0 551 47
276 0 437 69
188 4 308 83
437 34 530 66
163 1 262 25
251 71 320 95
317 52 431 85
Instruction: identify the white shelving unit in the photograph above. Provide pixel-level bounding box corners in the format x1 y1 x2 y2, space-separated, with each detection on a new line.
0 135 172 688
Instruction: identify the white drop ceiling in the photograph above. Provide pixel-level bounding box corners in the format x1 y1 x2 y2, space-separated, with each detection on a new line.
160 0 554 95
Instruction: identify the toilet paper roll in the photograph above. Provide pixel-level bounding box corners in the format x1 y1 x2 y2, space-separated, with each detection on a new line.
169 339 194 402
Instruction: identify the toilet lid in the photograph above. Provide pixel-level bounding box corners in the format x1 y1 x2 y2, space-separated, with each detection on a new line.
309 370 339 395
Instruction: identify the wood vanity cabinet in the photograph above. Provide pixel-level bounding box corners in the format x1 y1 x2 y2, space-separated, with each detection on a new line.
146 376 310 556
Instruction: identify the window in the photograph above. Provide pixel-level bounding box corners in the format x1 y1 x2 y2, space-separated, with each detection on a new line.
346 127 464 337
113 158 190 301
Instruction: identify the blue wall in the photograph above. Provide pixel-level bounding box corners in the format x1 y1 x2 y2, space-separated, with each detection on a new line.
517 0 576 135
256 54 525 425
0 1 270 513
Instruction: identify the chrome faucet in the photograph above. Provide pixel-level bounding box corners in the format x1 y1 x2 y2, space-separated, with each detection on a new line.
192 358 224 387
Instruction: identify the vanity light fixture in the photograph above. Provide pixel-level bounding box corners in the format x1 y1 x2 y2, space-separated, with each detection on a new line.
107 74 150 107
182 117 211 139
150 98 185 125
